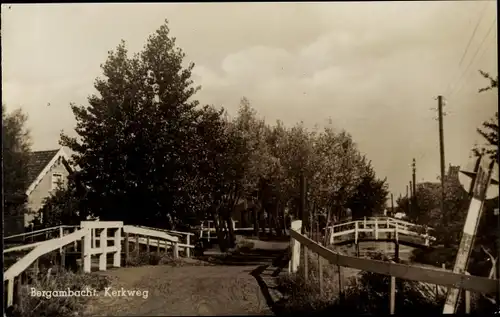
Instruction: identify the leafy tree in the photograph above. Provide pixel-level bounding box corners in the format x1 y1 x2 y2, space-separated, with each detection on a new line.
60 20 203 228
478 70 498 93
347 162 389 220
473 71 498 163
2 104 31 235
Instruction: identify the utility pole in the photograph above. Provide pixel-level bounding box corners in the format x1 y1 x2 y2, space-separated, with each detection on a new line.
406 185 409 214
391 193 394 217
412 158 417 208
437 96 446 219
409 181 413 215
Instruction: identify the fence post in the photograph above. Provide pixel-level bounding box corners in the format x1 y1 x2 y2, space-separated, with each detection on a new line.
364 216 367 229
73 227 78 251
7 278 14 307
303 245 308 280
125 232 130 266
146 236 150 253
157 238 161 255
465 272 471 314
82 225 92 273
289 220 302 273
375 218 379 240
59 226 64 254
186 234 191 258
135 234 139 255
390 276 396 314
173 242 179 259
318 254 323 296
99 228 107 271
113 227 121 267
354 222 359 244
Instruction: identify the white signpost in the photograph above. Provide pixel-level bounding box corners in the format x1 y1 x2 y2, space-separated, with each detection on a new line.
443 156 499 314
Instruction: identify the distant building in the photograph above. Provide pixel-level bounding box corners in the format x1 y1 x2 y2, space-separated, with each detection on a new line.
24 148 73 226
447 164 460 179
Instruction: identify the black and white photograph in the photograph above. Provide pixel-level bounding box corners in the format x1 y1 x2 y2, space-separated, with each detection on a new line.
1 1 499 316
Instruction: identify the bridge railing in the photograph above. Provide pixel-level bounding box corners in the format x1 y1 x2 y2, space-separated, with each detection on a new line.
3 221 194 311
324 217 435 246
289 220 497 314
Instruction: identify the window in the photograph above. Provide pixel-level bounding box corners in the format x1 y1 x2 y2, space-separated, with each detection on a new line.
51 173 63 190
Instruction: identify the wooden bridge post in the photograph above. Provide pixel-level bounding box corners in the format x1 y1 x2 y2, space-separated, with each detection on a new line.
146 236 150 253
157 238 161 255
125 232 130 266
135 234 139 255
289 220 302 273
363 217 367 229
186 234 191 258
113 227 121 267
73 227 78 251
173 242 179 259
99 228 108 271
59 226 64 254
81 224 92 273
354 221 359 244
374 218 379 240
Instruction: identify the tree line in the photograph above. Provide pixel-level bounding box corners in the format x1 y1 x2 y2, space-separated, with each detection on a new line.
3 20 388 250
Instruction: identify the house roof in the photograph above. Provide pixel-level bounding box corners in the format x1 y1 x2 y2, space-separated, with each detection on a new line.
25 148 71 195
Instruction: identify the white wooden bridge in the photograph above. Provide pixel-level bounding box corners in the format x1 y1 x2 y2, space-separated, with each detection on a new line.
3 221 195 310
324 216 435 247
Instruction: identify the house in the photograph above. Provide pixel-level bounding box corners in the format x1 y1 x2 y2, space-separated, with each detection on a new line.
24 147 73 227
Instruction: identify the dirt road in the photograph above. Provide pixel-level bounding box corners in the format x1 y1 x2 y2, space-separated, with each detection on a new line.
84 264 271 316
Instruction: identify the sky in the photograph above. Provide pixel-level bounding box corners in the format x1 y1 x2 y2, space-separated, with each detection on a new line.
1 2 498 199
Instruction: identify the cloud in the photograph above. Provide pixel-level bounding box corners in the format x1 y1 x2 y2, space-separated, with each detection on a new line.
1 2 497 197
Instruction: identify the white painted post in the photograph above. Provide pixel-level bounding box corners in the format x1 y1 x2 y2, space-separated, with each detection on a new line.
375 218 379 240
99 228 107 271
73 227 78 250
354 222 358 244
395 223 399 242
173 242 179 259
364 216 367 229
92 228 96 249
331 227 334 245
113 227 121 267
186 234 191 258
7 278 14 307
289 220 302 273
82 225 92 273
59 226 64 254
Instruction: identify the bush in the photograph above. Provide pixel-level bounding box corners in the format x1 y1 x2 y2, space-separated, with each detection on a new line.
12 268 110 317
273 250 498 315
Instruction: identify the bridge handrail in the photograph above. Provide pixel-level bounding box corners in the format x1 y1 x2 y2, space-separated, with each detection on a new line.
4 225 80 241
289 224 497 295
4 229 86 281
135 225 195 237
123 225 179 243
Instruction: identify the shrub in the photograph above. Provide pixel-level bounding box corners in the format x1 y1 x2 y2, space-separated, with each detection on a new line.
273 250 498 315
13 268 110 317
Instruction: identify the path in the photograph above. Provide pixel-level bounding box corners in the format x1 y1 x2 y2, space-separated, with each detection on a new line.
84 240 288 316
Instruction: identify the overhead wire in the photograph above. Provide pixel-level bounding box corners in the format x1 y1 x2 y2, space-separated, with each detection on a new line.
443 1 491 96
448 15 497 99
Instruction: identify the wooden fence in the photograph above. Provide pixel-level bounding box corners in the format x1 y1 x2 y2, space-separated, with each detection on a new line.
289 220 498 314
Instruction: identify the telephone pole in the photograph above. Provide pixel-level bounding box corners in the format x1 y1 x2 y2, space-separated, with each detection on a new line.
412 158 417 207
437 96 446 218
391 193 394 217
